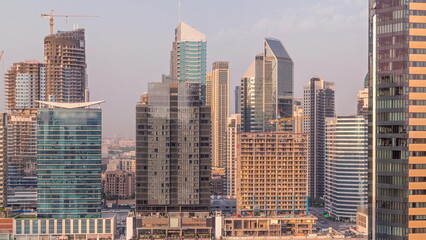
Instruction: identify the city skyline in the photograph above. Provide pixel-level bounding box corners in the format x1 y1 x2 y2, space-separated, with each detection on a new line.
0 0 367 138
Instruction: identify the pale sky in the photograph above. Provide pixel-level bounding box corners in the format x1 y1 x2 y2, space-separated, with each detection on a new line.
0 0 368 138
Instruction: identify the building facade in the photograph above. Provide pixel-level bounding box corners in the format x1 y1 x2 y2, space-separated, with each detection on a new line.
44 29 87 103
234 86 241 114
240 38 294 133
207 61 230 169
236 132 308 216
170 21 207 85
37 101 103 219
325 116 368 221
135 80 211 213
369 1 426 239
303 77 335 199
4 61 45 110
357 88 369 119
6 109 38 208
226 114 241 197
102 170 135 199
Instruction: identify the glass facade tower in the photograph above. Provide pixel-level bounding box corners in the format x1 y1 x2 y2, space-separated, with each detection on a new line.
369 1 426 239
37 102 102 218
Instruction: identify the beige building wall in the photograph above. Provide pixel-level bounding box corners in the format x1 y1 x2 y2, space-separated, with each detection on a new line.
226 114 240 197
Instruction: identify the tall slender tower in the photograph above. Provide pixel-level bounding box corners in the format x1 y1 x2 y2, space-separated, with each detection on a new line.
240 38 294 132
207 62 230 169
0 113 7 209
303 77 335 199
369 1 426 239
44 29 87 103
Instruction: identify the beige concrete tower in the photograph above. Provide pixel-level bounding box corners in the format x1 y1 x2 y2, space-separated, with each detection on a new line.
208 62 230 169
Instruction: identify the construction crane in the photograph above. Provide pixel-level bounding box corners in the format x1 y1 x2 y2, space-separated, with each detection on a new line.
41 10 98 35
268 116 308 132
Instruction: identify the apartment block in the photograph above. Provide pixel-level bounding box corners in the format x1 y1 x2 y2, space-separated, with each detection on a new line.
236 132 308 216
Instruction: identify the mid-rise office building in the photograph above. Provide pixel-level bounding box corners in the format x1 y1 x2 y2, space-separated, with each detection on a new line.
240 38 294 132
293 98 304 133
206 61 230 169
369 1 426 239
226 114 240 197
44 29 87 103
135 80 213 238
37 101 103 219
6 109 38 208
303 77 335 198
236 132 308 216
0 113 7 209
325 116 368 221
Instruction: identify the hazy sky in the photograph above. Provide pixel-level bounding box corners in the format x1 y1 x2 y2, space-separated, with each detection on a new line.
0 0 368 138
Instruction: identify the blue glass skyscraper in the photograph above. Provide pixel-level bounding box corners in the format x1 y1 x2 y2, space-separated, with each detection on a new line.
36 101 103 219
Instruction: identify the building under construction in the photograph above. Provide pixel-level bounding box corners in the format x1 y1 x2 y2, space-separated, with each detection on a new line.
44 29 87 103
236 132 309 216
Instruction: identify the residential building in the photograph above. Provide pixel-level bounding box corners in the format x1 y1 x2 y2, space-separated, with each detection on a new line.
6 109 38 208
102 170 135 199
236 132 308 216
135 80 212 238
357 88 369 119
4 61 45 110
44 29 87 103
368 1 426 239
0 113 7 209
170 21 207 99
325 116 368 221
207 61 230 169
226 114 240 197
37 101 103 219
234 86 241 114
303 77 335 198
240 38 294 132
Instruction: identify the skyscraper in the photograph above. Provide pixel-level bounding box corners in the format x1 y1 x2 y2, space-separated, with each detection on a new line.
4 61 45 110
303 77 335 199
240 38 294 133
135 81 211 212
170 21 206 85
226 113 240 197
36 101 103 219
135 80 212 238
206 61 230 169
369 1 426 239
325 116 368 221
44 29 87 103
236 132 308 215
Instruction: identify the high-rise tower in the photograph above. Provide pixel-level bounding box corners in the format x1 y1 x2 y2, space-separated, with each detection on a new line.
303 77 335 199
240 38 294 132
44 29 87 103
36 101 103 219
369 1 426 239
170 22 207 85
206 62 230 169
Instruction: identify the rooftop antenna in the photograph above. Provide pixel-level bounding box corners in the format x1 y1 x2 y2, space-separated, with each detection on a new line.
178 1 181 22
